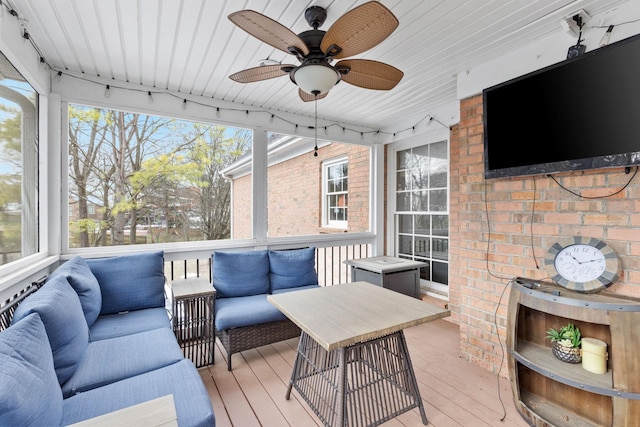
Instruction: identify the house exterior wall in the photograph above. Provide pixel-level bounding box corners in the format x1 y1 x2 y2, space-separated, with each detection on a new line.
230 174 252 239
230 142 370 238
452 94 640 375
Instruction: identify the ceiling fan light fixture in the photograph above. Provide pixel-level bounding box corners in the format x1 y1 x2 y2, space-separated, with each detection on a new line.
292 64 340 95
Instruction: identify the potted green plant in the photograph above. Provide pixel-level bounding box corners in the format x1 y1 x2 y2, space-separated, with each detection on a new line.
546 323 582 363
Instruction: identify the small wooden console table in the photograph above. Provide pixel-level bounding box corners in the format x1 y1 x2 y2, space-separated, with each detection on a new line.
268 281 450 427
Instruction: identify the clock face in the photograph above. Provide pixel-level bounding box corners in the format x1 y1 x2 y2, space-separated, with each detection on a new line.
544 236 619 293
554 244 607 283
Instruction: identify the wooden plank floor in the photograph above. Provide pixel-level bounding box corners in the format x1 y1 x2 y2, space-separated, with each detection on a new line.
198 319 530 427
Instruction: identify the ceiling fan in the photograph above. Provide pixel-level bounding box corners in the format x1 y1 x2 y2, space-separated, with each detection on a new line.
228 1 404 102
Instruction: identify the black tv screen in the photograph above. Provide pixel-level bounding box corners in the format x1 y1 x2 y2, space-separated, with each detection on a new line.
483 32 640 179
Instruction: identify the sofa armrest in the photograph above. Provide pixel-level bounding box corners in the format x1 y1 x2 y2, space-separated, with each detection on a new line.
164 277 174 321
67 395 177 427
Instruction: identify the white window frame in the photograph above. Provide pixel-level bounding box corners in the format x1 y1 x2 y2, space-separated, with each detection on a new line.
387 130 450 299
322 156 348 229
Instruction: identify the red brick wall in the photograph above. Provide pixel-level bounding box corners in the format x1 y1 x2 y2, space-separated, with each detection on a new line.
230 174 251 239
230 142 370 237
453 94 640 375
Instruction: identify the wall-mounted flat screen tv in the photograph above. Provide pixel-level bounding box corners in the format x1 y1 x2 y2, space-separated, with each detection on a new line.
483 32 640 179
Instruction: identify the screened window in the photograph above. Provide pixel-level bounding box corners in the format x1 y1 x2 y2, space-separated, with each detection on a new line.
395 141 449 293
67 104 251 248
224 132 369 238
0 52 38 267
323 158 348 228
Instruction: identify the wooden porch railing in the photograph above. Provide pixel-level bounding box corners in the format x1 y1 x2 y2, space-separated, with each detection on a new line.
165 243 371 287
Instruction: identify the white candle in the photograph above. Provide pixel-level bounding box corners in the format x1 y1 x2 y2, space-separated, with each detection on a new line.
581 338 608 374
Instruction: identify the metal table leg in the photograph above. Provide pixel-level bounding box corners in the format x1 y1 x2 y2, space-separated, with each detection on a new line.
286 330 428 427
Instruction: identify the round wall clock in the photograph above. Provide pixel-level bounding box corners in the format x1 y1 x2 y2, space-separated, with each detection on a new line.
544 236 620 293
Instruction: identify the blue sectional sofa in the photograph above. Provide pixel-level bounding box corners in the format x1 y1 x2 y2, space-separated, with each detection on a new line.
213 247 319 371
0 251 215 427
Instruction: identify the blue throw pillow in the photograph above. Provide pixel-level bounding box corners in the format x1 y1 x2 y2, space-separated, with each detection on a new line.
49 256 102 327
12 275 90 385
269 247 318 292
0 313 63 425
213 250 270 298
86 251 165 315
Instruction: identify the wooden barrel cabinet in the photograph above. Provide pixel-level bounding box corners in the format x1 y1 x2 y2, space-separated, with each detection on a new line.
507 280 640 426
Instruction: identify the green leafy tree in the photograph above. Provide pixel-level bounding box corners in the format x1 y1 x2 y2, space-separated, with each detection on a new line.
68 106 110 247
69 105 251 246
188 125 251 240
0 104 24 257
69 106 171 247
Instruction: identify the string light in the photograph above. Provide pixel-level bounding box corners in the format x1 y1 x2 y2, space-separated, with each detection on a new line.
13 2 637 144
47 69 449 138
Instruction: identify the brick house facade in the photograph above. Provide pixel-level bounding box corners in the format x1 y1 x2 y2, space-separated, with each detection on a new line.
450 94 640 375
227 140 370 238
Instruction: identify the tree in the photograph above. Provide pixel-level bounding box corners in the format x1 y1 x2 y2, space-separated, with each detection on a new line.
68 105 252 246
0 104 22 257
189 125 251 240
69 106 171 247
68 106 109 247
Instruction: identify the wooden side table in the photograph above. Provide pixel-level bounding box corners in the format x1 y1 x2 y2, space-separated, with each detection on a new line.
170 277 215 368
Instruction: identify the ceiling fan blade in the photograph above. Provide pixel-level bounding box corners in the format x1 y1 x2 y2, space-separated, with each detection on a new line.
337 59 403 90
229 64 295 83
229 10 309 56
299 88 328 102
320 1 398 59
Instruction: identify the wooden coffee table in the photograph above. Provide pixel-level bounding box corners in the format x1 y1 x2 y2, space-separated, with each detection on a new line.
268 281 450 427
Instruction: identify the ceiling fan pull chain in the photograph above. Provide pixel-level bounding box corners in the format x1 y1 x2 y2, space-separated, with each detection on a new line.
314 94 318 157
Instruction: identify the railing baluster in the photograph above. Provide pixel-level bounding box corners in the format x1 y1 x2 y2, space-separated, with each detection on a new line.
165 242 372 288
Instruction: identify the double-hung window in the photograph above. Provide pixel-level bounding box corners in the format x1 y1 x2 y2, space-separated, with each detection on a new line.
394 140 449 297
323 157 348 229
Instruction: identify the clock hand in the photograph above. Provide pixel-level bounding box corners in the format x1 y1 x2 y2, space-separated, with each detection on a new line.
567 253 583 264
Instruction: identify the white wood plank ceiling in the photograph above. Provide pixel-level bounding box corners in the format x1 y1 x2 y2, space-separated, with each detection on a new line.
9 0 633 131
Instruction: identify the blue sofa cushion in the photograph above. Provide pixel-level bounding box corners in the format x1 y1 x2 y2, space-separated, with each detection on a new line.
86 251 165 315
12 275 89 385
61 359 215 427
61 327 184 397
215 294 287 330
50 255 102 327
269 247 318 292
89 307 171 341
213 250 269 298
0 313 63 426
